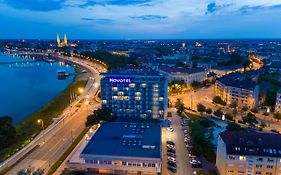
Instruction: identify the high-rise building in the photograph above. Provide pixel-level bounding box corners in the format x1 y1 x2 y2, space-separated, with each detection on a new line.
100 68 168 120
216 131 281 175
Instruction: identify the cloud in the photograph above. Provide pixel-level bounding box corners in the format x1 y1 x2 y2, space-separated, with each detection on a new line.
81 17 113 23
206 2 217 14
79 0 152 8
129 15 167 20
239 3 281 15
2 0 66 11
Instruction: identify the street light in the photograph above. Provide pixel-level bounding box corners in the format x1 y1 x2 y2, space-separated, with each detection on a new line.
37 119 45 144
78 87 84 94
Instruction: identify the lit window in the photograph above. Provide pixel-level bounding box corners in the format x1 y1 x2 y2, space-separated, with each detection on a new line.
112 96 118 100
239 156 246 161
228 156 235 160
135 97 141 101
159 110 164 115
227 170 234 174
102 100 107 104
118 91 124 96
124 96 129 100
124 87 129 91
112 87 118 91
129 83 135 88
141 83 146 88
159 97 164 101
135 92 141 96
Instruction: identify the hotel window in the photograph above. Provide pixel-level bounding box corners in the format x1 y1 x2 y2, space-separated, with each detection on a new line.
124 96 129 100
268 158 274 162
256 172 261 175
159 110 164 115
118 91 124 96
239 156 246 161
112 87 118 91
267 165 273 169
129 83 135 88
159 97 164 101
238 171 244 174
135 97 141 101
135 92 141 96
256 164 262 169
112 96 118 100
257 158 263 162
227 170 234 174
124 87 129 91
102 100 107 104
266 173 273 175
141 83 146 88
228 155 235 160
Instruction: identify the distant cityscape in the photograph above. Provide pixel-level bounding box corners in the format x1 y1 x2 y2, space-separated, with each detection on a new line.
0 37 281 175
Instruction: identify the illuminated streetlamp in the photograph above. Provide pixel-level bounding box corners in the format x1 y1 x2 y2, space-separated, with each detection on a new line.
78 87 84 94
37 119 45 143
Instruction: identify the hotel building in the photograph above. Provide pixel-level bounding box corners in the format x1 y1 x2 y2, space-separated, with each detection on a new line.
100 68 168 120
67 122 162 175
215 72 259 108
275 90 281 112
217 131 281 175
158 65 208 85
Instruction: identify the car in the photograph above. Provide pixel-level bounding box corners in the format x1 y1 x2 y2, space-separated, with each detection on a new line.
166 141 175 146
168 156 176 162
167 166 177 173
167 144 175 149
167 161 177 168
167 148 176 153
167 152 176 158
167 127 174 132
270 129 280 134
190 160 201 164
191 162 202 169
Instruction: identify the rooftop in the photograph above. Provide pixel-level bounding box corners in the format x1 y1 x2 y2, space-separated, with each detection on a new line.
101 67 163 77
81 122 162 159
159 65 206 74
220 131 281 157
217 72 258 90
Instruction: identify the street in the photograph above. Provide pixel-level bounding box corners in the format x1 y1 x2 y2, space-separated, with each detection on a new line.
4 55 104 174
162 108 193 175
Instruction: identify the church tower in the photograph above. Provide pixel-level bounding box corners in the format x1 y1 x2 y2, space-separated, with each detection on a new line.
64 34 68 46
57 34 61 47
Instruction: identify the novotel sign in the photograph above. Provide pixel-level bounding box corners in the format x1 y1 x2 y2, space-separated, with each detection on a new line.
109 78 132 83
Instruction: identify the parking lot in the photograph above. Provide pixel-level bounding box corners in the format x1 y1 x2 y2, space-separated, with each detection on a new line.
162 109 198 175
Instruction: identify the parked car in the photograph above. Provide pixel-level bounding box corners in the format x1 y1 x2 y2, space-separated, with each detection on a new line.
167 127 174 132
168 156 176 162
166 141 175 146
167 148 176 153
167 161 177 168
167 152 176 158
167 166 177 173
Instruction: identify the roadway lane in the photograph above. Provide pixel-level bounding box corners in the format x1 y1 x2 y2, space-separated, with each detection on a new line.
5 55 104 174
162 109 193 175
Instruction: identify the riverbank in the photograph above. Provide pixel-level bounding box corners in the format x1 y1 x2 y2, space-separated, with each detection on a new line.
0 66 88 163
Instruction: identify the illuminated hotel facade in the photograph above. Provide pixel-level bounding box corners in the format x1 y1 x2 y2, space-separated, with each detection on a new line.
100 68 168 120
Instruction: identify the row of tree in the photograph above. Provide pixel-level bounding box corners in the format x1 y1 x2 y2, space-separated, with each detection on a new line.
0 116 17 150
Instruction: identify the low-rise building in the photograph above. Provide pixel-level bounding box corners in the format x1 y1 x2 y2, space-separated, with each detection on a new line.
217 131 281 175
67 122 162 175
275 90 281 112
158 65 208 84
215 72 259 108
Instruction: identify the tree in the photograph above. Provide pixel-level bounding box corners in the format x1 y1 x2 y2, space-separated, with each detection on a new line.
260 121 267 129
213 109 223 118
0 116 17 149
226 122 243 131
213 96 226 105
197 103 206 113
230 101 238 109
273 113 281 121
175 99 185 114
225 113 234 121
86 108 112 127
232 108 238 121
250 107 259 113
206 108 213 115
242 112 258 127
191 81 203 89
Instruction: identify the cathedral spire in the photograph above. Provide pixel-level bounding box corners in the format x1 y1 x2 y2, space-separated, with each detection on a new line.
57 34 61 47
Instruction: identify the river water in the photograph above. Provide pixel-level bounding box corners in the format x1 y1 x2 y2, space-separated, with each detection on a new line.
0 53 75 125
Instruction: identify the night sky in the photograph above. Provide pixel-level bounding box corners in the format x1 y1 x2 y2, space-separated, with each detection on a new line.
0 0 281 39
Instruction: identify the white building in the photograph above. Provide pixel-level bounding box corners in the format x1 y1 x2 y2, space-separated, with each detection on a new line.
159 65 208 84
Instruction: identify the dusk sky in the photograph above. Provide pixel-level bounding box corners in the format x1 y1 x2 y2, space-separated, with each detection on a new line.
1 0 281 39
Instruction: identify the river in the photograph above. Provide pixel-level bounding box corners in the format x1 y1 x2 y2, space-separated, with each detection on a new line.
0 53 75 125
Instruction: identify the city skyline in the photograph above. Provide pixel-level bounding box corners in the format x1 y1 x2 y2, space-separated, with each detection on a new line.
1 0 281 39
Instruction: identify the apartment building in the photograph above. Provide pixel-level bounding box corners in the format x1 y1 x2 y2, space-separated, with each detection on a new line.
217 131 281 175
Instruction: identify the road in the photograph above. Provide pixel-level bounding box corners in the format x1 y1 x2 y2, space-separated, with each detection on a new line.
4 55 104 175
162 109 193 175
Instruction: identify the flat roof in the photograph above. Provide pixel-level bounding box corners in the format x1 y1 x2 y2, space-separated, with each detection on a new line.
81 122 162 159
